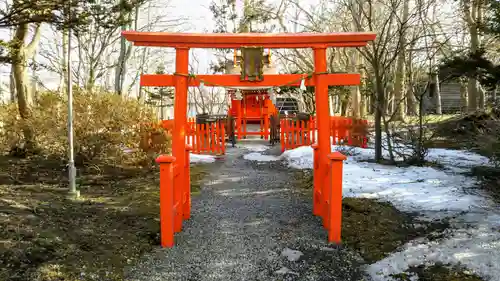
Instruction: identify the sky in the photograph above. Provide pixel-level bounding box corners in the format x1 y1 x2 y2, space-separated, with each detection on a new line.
168 0 216 70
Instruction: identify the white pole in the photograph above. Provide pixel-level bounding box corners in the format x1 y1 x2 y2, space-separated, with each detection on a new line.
67 3 78 197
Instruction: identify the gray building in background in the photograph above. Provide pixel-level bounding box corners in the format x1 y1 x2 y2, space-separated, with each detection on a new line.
423 80 463 114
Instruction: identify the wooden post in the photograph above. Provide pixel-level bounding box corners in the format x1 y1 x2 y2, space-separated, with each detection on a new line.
311 143 321 216
313 48 332 222
280 119 286 152
156 155 176 248
327 152 347 243
183 145 192 219
221 121 226 154
264 113 270 140
235 99 242 139
173 47 189 232
311 143 324 216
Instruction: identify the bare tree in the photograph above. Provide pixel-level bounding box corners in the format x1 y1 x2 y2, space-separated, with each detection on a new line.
9 22 42 148
35 0 184 96
462 0 485 111
392 0 410 120
188 52 228 115
115 3 139 95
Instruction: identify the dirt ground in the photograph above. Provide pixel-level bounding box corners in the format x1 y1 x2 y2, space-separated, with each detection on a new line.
0 155 208 281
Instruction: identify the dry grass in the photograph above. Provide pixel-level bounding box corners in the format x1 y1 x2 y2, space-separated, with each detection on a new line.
0 156 208 281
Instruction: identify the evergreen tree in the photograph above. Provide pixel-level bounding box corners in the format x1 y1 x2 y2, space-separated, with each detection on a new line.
0 0 143 28
144 65 174 119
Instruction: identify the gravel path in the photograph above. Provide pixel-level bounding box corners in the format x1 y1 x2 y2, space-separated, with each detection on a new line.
125 142 367 281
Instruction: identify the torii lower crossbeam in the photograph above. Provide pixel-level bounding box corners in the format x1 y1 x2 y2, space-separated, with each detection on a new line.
140 74 361 87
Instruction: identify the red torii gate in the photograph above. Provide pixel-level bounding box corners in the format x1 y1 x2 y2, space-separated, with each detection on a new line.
122 31 376 248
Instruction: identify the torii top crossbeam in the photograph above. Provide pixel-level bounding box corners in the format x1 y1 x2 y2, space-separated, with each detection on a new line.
122 31 376 48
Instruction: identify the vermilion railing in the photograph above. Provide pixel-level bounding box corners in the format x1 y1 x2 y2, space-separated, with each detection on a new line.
147 116 368 155
280 116 369 152
161 119 226 155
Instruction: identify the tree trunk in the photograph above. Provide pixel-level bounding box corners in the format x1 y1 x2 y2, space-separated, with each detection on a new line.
460 78 468 113
115 26 127 95
406 47 418 116
13 62 35 147
407 84 417 115
334 94 341 114
478 83 485 108
385 85 394 116
432 72 442 114
467 78 478 112
393 0 409 121
115 5 135 96
86 65 96 91
341 97 349 116
463 0 483 112
359 65 367 117
329 93 335 115
350 50 361 118
493 84 498 105
374 64 385 162
11 23 42 149
10 64 16 102
349 0 362 118
61 29 68 93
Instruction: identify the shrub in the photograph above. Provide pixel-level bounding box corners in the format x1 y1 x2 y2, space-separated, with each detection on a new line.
473 120 500 167
0 89 171 166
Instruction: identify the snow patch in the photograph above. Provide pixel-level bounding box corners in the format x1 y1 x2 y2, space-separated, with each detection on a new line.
367 213 500 281
190 153 216 164
238 143 269 152
243 152 280 162
281 146 314 169
281 248 304 262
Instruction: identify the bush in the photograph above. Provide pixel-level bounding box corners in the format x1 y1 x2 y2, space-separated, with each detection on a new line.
434 109 500 167
0 89 171 166
473 120 500 167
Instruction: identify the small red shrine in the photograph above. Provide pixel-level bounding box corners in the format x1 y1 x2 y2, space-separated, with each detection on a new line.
225 48 280 139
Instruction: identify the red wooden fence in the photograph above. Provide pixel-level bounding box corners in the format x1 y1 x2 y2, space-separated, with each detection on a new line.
152 115 368 155
161 119 226 155
280 116 369 152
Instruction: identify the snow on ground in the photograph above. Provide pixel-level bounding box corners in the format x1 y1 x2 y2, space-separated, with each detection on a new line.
190 153 216 164
280 145 491 213
245 144 500 280
427 148 491 172
236 142 269 152
243 152 280 162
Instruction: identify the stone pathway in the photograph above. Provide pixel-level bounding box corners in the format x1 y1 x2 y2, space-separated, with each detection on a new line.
125 141 366 281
